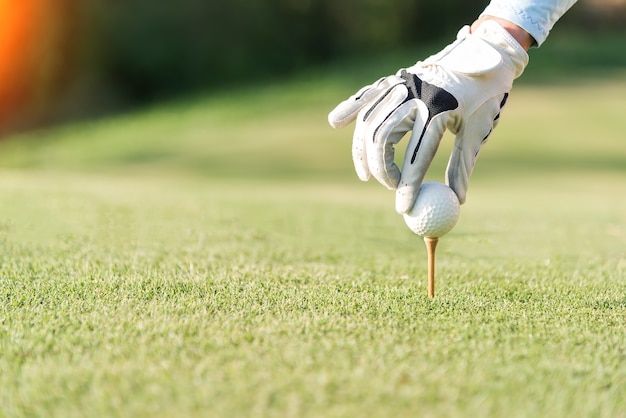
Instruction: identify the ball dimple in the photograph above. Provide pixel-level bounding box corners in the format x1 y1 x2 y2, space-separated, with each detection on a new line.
403 181 460 238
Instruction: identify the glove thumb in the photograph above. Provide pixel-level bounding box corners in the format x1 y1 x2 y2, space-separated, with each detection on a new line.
395 111 449 214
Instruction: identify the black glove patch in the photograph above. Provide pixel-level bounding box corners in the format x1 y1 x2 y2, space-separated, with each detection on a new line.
401 70 459 164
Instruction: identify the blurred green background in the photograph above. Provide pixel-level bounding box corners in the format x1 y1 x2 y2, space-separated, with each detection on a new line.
1 0 625 136
0 4 624 415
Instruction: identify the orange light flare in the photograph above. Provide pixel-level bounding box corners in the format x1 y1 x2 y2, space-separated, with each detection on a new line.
0 0 38 129
0 0 77 134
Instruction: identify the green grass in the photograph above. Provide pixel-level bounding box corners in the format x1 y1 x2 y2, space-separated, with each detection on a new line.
1 59 625 416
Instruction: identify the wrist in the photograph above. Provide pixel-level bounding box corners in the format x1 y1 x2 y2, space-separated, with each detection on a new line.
471 16 534 51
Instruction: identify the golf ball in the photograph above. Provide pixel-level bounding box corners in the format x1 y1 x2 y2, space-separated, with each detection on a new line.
403 181 460 238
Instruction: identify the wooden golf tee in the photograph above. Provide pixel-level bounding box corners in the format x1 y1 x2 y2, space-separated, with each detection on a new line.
424 236 439 298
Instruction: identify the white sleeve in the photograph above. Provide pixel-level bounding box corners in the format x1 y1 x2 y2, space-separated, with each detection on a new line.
480 0 578 46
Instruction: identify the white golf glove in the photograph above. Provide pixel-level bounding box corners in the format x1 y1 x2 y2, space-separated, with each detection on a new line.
328 20 528 213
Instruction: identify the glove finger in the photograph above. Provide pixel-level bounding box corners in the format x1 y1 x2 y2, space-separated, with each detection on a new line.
351 107 371 181
445 97 506 204
395 112 450 214
346 76 406 181
365 95 418 189
328 77 386 129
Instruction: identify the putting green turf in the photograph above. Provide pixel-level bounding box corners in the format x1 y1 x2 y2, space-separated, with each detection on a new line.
0 68 625 417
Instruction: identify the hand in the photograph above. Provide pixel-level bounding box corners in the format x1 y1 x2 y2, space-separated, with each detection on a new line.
328 20 528 213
